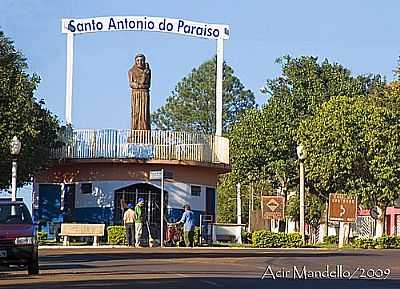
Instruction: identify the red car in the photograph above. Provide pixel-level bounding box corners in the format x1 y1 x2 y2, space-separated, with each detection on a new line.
0 200 39 275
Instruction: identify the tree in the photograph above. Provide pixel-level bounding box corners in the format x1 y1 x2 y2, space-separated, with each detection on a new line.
286 192 325 243
227 56 382 232
217 172 272 224
297 91 400 236
0 30 60 189
151 56 255 134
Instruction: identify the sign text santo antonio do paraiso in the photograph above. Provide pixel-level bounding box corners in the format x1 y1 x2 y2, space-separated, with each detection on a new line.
62 16 230 40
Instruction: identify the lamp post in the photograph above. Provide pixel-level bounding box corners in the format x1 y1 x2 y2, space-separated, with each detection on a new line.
10 136 21 203
297 144 307 244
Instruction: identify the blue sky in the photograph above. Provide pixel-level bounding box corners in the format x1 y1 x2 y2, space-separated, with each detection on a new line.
1 0 399 129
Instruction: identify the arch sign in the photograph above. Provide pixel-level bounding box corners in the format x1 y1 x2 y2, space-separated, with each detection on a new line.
61 16 230 136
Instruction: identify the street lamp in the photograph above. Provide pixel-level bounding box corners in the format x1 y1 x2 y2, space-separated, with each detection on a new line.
10 136 21 203
297 144 307 244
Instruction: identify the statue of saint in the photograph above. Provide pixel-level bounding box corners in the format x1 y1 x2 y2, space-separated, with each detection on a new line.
128 54 151 131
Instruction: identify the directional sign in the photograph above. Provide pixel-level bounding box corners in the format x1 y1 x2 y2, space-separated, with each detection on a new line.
369 207 380 220
149 170 174 180
328 193 357 223
261 196 285 220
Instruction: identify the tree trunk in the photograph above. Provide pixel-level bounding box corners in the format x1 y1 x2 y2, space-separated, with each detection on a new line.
324 199 329 238
375 205 386 238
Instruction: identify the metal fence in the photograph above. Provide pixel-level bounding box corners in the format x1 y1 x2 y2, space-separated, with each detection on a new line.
50 129 229 164
353 216 375 238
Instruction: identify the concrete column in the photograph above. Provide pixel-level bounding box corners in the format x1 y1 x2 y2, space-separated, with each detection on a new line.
299 161 305 243
65 33 74 125
215 39 224 136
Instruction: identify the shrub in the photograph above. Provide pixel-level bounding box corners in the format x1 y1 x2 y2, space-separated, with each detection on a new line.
375 235 400 249
194 226 200 246
37 231 47 245
242 231 253 244
252 230 302 248
107 226 126 245
323 235 338 244
351 237 376 249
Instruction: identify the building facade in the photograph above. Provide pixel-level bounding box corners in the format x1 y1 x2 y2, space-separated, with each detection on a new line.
33 129 229 240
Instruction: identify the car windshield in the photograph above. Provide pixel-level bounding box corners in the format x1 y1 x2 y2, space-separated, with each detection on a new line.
0 204 32 225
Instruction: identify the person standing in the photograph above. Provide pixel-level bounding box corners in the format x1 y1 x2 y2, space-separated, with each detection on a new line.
123 203 135 247
177 204 196 247
134 198 145 247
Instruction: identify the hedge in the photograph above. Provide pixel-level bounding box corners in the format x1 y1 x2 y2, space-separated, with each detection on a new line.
252 230 302 248
107 225 201 246
241 231 253 244
107 226 126 245
323 235 338 244
351 235 400 249
37 231 48 245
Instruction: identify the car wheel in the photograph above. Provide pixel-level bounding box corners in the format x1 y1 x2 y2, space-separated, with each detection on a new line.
28 253 39 275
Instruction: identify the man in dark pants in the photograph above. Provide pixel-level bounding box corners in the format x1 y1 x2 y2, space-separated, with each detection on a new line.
176 204 195 247
123 203 135 247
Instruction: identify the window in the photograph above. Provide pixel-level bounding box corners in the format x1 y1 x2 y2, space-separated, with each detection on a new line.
80 183 92 194
0 203 32 224
191 185 201 197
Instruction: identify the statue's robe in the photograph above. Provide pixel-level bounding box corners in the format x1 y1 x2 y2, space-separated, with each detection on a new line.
128 65 151 131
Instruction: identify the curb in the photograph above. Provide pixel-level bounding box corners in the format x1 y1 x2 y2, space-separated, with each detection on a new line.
39 245 341 250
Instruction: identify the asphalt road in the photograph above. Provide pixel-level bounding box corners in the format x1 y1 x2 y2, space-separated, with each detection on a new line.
1 247 400 289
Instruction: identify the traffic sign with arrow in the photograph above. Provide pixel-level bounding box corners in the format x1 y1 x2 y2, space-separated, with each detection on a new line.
328 193 357 223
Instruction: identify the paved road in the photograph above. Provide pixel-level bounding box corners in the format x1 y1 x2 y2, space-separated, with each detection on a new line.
1 248 400 289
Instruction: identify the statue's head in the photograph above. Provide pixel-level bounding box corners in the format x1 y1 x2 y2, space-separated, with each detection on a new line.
135 54 146 68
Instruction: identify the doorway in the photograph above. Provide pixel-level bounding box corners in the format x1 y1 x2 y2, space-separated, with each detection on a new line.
114 183 167 240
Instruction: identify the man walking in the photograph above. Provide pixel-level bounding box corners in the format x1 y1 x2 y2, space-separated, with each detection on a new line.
123 203 135 247
134 198 145 247
177 204 195 247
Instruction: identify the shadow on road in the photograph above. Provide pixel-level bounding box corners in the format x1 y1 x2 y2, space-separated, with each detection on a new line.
39 250 381 264
0 277 398 289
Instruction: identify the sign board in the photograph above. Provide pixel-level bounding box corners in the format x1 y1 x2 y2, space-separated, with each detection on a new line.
61 16 230 40
127 144 154 159
369 207 380 220
261 196 285 220
328 193 357 223
149 170 173 180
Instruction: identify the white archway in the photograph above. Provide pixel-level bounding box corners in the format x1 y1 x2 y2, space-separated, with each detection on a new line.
61 16 230 136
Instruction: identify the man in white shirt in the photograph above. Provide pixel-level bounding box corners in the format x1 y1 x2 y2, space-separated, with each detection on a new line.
123 203 136 247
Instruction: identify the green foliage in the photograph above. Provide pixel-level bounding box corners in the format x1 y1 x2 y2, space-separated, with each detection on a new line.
151 56 255 134
36 231 48 245
0 30 60 189
297 92 400 210
107 226 126 245
37 231 48 241
286 193 325 229
194 226 200 246
375 235 400 249
241 231 253 244
323 235 338 244
216 173 239 223
229 56 381 197
252 230 302 248
216 172 272 224
351 235 400 249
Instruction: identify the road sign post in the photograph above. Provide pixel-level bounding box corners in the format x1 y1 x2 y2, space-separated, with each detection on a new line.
161 169 164 248
149 169 174 247
328 193 357 248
